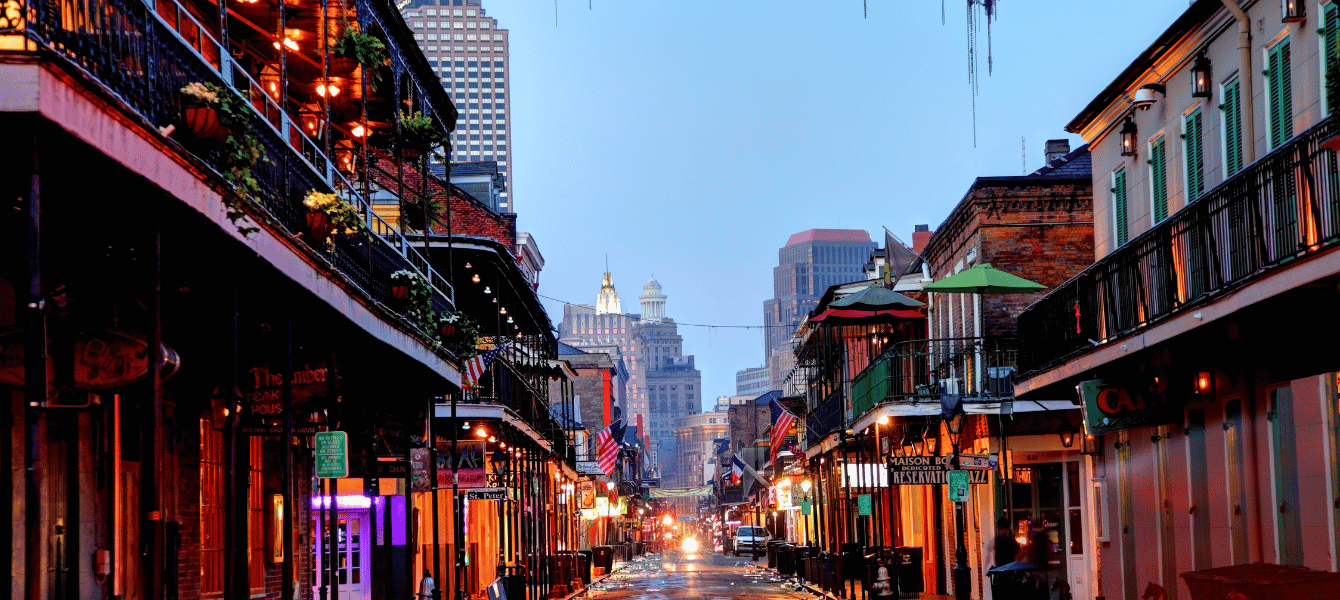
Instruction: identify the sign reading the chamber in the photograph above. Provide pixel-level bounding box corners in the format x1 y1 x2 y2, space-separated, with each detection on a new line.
314 431 348 478
885 455 990 485
1078 379 1176 435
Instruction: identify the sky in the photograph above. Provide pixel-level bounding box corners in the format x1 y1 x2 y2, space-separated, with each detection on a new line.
482 0 1192 409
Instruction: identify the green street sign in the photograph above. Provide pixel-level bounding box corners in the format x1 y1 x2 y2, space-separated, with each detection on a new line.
857 494 873 516
801 500 812 515
315 431 348 478
947 470 969 503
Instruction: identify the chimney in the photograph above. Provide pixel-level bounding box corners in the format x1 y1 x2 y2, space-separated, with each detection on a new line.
912 224 932 255
1045 139 1071 165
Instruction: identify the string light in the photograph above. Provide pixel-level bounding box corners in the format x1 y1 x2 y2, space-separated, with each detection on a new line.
351 124 366 137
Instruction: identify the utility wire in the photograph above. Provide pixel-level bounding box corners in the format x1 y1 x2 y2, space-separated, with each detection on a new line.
534 292 801 330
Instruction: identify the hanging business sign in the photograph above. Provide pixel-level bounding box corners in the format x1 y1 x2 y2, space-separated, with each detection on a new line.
242 362 334 417
435 440 486 489
886 455 990 485
576 461 605 476
577 481 596 509
1078 379 1176 435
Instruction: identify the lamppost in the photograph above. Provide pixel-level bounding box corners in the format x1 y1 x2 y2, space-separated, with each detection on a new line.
943 400 969 600
800 478 814 546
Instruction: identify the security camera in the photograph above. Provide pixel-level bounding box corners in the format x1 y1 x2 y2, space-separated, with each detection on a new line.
1131 84 1166 111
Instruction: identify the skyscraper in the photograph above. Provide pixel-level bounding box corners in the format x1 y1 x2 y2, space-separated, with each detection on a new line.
401 0 514 211
559 273 701 479
763 229 876 389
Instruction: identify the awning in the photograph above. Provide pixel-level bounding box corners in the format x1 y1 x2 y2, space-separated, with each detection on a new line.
803 431 843 460
809 308 923 324
850 399 1079 433
649 485 713 498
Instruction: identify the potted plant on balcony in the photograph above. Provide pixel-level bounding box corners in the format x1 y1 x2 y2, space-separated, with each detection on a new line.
302 190 363 243
179 82 229 149
439 311 481 359
389 269 437 335
332 24 388 89
390 269 418 302
400 193 448 232
399 111 448 160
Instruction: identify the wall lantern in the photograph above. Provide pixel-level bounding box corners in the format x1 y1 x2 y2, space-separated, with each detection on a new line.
1080 432 1102 456
910 427 926 456
1191 53 1212 98
1282 0 1305 22
1059 421 1077 449
1120 117 1138 156
924 431 938 456
1195 371 1214 396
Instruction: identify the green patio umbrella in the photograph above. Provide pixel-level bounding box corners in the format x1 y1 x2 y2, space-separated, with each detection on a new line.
922 263 1046 294
830 284 925 309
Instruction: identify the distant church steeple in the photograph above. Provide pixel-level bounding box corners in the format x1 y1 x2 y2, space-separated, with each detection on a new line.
640 276 666 322
596 260 622 315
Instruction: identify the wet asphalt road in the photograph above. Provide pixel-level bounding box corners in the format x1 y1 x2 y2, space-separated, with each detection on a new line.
584 546 815 600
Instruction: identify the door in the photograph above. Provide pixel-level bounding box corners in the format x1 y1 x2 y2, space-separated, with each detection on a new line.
312 515 369 600
1009 462 1070 600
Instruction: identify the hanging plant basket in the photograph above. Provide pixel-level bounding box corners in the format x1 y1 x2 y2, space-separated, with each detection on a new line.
400 147 422 161
329 56 359 76
182 105 229 149
440 323 457 338
305 210 336 240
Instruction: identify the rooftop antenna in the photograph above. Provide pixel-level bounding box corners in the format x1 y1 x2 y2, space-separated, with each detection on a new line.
605 254 609 273
1022 137 1026 174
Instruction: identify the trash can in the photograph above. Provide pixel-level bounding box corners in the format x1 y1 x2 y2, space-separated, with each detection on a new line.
840 542 864 580
495 565 526 600
576 550 593 584
1181 563 1340 600
780 545 798 575
894 547 924 594
592 546 614 573
634 541 645 556
767 540 783 569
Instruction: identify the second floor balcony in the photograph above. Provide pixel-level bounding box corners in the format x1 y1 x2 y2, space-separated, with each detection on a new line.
1017 116 1340 382
850 337 1018 420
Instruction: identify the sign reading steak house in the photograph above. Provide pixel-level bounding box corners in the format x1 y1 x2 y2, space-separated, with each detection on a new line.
886 455 990 485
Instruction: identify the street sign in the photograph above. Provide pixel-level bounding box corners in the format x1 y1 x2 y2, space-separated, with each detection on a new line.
801 500 812 515
466 488 509 501
857 494 873 516
947 470 969 502
314 431 348 478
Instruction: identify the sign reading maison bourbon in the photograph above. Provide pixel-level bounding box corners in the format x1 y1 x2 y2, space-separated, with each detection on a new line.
886 455 990 485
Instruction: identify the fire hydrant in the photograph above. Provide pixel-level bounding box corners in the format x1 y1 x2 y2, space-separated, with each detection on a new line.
874 561 893 597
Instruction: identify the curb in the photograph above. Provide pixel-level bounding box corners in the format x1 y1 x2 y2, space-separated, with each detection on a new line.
561 560 627 599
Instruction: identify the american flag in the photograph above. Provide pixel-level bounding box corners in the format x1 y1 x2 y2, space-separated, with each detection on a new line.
595 420 622 477
769 399 797 467
462 342 508 388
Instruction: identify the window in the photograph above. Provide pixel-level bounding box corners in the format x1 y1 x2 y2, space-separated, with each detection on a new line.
453 9 463 16
412 21 423 27
1113 169 1129 246
466 9 476 15
453 21 464 29
426 9 435 15
1184 108 1204 200
466 21 476 28
1267 37 1294 149
1149 136 1168 222
248 437 265 593
480 21 490 29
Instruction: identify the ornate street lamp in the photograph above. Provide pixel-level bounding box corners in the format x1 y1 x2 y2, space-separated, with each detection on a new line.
1190 52 1212 98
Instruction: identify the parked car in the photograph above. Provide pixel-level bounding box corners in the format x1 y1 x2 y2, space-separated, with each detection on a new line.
732 526 770 556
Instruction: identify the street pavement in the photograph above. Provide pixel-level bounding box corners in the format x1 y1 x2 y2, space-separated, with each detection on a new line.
585 544 813 600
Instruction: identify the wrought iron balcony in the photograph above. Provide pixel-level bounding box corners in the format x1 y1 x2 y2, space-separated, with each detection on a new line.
850 337 1018 419
9 0 458 348
1018 116 1340 378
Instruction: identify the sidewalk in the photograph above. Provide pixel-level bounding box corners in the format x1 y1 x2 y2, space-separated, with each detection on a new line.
560 556 629 599
756 563 952 600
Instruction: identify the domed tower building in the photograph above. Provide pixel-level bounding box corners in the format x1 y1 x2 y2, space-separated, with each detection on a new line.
639 276 666 322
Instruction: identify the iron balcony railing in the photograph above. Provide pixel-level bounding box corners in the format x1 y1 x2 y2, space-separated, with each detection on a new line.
13 0 457 345
850 337 1018 418
1018 116 1340 378
806 388 844 447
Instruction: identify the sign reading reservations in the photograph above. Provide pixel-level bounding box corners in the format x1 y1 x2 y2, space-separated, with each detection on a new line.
886 455 990 485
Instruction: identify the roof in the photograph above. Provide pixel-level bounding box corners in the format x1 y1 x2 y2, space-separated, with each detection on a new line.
784 229 872 247
1027 144 1092 178
753 390 782 406
1066 0 1221 134
557 342 586 355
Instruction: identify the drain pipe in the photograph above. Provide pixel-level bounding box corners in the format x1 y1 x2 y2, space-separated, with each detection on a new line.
1222 0 1256 164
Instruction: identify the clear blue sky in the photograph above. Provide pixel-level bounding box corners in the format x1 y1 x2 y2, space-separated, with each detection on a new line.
483 0 1191 408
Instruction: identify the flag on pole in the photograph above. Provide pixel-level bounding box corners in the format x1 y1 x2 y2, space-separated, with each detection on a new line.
596 419 622 476
731 455 746 485
769 399 797 467
462 342 508 388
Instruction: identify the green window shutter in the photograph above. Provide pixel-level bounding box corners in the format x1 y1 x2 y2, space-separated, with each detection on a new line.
1114 169 1129 246
1268 38 1294 148
1151 137 1168 221
1327 4 1340 113
1186 109 1204 199
1223 80 1242 175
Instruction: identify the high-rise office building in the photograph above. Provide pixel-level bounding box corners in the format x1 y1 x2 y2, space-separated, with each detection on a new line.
401 0 514 212
735 366 769 397
559 273 701 478
763 229 876 389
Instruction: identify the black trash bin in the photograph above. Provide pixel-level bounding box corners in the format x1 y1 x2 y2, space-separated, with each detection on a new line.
491 565 526 600
592 546 614 573
777 544 796 575
576 550 593 585
634 541 645 556
840 543 864 581
894 547 924 594
767 540 784 569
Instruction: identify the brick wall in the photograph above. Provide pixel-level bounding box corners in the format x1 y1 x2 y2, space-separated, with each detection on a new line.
368 156 517 251
923 179 1094 340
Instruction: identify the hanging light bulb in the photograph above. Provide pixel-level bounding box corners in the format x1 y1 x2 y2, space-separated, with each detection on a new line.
507 316 514 323
499 306 507 315
483 286 491 294
472 274 481 283
465 262 472 269
351 124 366 137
